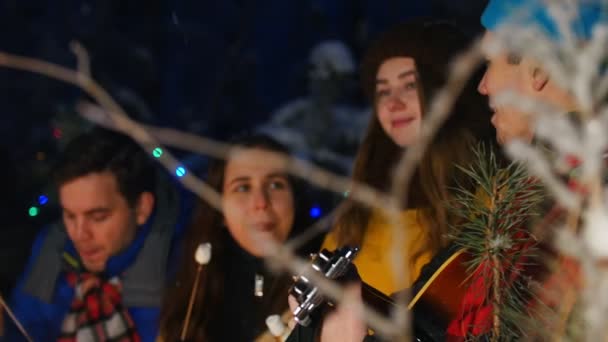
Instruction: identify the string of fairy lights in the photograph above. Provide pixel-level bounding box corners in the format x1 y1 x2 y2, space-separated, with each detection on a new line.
27 133 324 220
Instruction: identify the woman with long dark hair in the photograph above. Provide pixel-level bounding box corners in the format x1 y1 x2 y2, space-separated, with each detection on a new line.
322 19 491 295
288 19 494 342
159 134 316 341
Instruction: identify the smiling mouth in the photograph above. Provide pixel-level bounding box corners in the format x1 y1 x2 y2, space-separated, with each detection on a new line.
392 117 415 128
253 222 275 232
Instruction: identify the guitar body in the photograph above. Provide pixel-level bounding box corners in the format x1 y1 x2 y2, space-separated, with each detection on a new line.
410 249 471 320
289 246 472 341
357 248 471 341
407 249 471 341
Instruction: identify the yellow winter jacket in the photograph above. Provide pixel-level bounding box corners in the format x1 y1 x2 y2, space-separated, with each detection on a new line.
322 209 433 296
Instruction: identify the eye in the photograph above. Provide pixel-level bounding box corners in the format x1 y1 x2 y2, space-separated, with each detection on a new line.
234 184 250 193
268 180 287 190
91 213 109 222
404 81 417 90
375 89 390 98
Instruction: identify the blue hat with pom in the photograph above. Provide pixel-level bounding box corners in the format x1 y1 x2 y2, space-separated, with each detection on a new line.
481 0 605 41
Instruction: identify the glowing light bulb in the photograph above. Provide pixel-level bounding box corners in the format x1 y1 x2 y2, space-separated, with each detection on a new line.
28 206 39 217
152 147 163 158
309 206 322 218
176 166 187 178
38 195 49 206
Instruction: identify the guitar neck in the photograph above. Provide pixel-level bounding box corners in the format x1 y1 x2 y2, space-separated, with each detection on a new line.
361 282 395 317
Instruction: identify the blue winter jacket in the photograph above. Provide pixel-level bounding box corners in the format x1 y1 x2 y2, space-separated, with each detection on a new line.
2 179 193 342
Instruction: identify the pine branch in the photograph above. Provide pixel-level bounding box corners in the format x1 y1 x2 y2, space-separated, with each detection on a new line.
449 143 545 340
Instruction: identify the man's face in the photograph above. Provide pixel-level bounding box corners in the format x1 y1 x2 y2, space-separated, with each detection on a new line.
60 171 150 272
478 31 535 145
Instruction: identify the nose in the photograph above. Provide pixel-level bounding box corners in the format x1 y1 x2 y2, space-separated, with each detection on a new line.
387 93 407 112
478 72 488 95
490 113 498 127
252 188 270 210
72 220 93 241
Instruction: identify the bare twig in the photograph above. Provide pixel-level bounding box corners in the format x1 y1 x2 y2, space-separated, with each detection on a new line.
0 295 32 342
0 48 403 338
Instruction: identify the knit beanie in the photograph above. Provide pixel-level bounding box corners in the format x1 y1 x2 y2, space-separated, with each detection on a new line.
481 0 604 42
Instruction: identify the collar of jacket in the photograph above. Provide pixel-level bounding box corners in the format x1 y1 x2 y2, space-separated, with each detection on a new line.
22 180 179 308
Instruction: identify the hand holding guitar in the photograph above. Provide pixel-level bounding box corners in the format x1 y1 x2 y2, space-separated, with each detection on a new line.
288 284 366 342
319 284 366 342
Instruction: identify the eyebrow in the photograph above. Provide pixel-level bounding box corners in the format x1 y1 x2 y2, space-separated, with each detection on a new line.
84 208 111 216
226 176 250 186
62 207 111 216
376 70 417 84
226 172 289 186
266 172 289 180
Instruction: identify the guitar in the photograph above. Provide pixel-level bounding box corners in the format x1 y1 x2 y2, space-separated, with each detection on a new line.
289 246 471 341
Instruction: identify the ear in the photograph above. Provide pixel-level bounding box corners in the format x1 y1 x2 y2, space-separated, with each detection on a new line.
134 192 155 226
530 65 549 92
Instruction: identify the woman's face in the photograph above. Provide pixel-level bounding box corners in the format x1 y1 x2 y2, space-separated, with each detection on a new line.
375 57 423 147
221 148 295 257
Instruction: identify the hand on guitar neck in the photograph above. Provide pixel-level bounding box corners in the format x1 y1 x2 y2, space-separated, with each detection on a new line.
288 285 366 342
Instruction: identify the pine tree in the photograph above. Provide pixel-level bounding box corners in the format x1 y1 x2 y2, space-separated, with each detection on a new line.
448 144 545 341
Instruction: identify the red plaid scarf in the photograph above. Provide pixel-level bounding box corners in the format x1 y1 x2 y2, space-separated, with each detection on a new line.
57 271 141 342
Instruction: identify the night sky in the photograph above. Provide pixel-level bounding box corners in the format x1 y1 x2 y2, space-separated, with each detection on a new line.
0 0 487 294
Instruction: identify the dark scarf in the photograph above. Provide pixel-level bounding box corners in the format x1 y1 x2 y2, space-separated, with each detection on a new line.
212 233 291 341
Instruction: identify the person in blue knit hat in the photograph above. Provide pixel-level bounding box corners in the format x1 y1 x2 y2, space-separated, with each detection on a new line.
466 0 608 340
478 0 605 146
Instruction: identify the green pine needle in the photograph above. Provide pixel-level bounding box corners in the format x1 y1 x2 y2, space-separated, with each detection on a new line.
448 143 545 340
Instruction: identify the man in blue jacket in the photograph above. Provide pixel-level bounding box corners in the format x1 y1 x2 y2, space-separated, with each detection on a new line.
3 128 190 342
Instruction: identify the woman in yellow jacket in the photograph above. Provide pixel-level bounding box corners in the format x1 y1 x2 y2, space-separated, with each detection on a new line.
322 20 492 296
